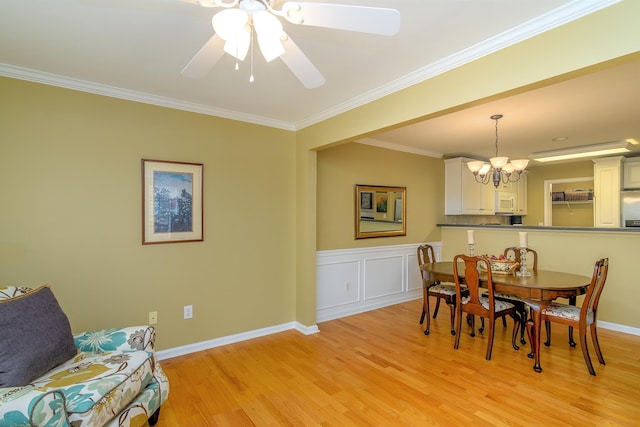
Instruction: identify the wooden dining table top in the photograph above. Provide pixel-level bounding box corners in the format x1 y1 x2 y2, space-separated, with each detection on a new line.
421 261 591 301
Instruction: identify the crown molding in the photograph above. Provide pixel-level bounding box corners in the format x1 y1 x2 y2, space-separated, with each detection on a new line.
294 0 621 130
1 0 618 132
0 63 296 131
355 138 442 158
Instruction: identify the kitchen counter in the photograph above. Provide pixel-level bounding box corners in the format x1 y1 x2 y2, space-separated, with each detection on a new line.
437 224 640 233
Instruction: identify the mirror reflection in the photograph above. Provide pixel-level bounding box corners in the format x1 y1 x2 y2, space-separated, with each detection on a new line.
355 185 406 239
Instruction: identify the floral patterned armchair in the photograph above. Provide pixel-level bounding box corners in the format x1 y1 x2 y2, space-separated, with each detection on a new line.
0 286 169 427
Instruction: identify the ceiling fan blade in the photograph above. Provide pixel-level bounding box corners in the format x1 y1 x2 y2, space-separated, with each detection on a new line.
282 2 400 36
181 33 225 78
280 35 325 89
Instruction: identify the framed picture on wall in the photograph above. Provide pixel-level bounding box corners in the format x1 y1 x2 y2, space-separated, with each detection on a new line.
375 192 388 213
360 191 373 210
142 159 203 244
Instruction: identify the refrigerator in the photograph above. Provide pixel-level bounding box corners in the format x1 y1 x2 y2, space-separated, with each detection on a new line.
621 190 640 227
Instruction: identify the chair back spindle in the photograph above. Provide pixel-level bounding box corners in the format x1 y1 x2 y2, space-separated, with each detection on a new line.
504 247 538 271
583 258 609 321
454 255 494 317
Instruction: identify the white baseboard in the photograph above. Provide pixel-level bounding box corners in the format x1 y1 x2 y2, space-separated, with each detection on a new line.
599 321 640 336
157 321 319 361
156 311 638 361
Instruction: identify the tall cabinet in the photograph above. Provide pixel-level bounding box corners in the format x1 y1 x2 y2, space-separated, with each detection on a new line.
514 172 528 216
593 156 623 227
445 157 494 215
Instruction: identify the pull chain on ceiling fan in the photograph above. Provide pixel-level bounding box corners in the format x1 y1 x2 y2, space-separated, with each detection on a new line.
180 0 401 88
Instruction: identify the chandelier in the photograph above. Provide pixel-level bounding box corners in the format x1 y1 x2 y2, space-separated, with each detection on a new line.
467 114 529 188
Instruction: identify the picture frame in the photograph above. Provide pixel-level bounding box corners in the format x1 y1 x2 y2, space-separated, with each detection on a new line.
360 191 373 210
355 184 406 239
375 193 388 213
142 159 203 244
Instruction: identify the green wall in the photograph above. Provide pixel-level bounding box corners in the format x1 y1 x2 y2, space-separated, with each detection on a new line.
317 143 443 250
525 161 594 225
2 0 640 352
0 78 297 350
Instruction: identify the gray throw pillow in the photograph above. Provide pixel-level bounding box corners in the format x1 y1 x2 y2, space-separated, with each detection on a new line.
0 284 77 387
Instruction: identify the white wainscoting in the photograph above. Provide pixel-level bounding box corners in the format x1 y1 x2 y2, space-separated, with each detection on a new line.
316 242 443 322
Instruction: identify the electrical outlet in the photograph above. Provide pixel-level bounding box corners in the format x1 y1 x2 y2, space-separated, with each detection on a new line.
184 305 193 319
149 311 157 325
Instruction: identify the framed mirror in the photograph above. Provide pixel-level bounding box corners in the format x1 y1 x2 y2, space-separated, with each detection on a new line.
355 184 406 239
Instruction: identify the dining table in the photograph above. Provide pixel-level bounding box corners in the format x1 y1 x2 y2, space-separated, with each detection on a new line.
421 261 591 373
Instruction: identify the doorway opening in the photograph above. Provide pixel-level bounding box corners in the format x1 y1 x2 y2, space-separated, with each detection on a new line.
543 177 594 226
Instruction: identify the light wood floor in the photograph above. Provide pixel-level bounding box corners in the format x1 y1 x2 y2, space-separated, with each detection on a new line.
155 299 640 426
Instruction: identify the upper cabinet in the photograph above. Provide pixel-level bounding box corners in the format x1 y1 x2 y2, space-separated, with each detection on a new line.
445 157 495 215
593 156 623 227
623 157 640 189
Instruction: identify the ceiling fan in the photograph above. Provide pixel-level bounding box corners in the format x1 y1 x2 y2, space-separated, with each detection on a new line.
180 0 400 88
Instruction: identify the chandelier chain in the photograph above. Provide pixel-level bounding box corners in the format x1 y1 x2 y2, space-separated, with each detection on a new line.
491 114 503 161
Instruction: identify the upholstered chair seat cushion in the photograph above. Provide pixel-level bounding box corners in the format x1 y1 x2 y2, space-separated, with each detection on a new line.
430 282 466 296
542 302 594 324
462 296 515 312
493 291 525 302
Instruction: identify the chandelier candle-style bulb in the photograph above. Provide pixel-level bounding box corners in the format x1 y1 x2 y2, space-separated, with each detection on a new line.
511 159 529 171
490 156 509 169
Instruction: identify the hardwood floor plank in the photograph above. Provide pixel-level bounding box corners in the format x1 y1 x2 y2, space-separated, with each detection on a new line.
156 299 640 426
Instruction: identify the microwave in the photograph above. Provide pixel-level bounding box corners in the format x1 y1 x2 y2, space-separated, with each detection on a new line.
495 191 515 214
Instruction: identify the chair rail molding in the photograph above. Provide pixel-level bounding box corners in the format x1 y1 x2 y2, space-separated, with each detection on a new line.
316 242 443 322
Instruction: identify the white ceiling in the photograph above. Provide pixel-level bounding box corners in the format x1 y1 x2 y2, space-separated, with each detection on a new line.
364 57 640 161
1 0 638 163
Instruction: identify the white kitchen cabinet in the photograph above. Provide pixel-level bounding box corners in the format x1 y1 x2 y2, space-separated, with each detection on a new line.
445 157 494 215
514 173 528 215
623 157 640 189
593 156 623 227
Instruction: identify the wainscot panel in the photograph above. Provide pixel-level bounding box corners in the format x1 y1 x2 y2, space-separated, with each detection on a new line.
316 242 443 322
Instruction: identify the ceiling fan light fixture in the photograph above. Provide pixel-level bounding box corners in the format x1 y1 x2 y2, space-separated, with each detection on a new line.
253 11 285 62
183 0 400 87
223 35 250 61
281 2 304 24
212 9 248 41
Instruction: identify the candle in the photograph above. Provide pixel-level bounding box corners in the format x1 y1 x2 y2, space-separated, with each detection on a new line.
519 231 528 248
467 230 475 244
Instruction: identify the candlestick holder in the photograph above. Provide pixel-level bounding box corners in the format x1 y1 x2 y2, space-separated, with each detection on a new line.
516 247 531 277
468 243 475 256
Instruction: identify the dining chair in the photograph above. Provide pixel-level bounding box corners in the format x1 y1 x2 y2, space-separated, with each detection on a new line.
452 254 521 360
534 258 609 376
493 247 538 344
504 247 576 347
418 244 467 336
